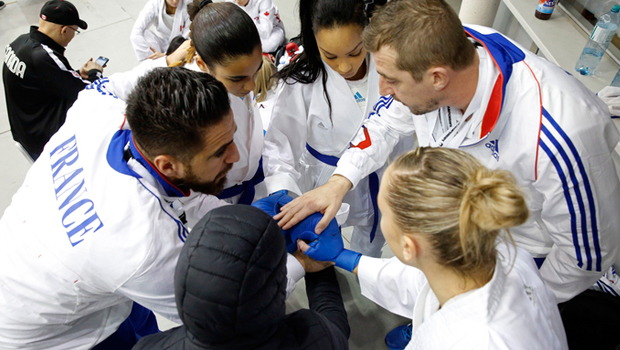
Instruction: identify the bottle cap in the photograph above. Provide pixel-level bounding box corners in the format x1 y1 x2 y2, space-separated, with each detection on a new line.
612 4 620 12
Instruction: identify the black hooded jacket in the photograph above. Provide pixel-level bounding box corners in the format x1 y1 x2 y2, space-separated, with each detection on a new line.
133 205 350 350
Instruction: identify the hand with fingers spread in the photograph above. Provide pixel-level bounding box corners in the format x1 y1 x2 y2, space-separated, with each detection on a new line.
274 175 353 234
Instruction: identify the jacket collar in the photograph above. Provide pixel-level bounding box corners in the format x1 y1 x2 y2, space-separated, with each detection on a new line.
30 26 66 55
106 126 190 197
463 26 526 138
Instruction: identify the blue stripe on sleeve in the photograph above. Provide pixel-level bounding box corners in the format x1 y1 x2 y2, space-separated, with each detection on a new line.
137 178 188 243
541 124 593 270
543 108 601 271
539 139 583 268
598 280 619 297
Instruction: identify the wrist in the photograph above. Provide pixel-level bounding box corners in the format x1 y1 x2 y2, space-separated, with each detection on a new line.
328 175 353 196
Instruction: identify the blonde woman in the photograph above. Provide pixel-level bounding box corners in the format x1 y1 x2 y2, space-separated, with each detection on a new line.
300 147 568 349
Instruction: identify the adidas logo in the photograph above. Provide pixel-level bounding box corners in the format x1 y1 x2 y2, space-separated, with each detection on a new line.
354 92 365 103
485 139 500 161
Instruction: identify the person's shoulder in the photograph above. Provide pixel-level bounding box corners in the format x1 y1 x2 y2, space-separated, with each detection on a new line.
132 325 187 350
283 310 348 349
411 316 490 349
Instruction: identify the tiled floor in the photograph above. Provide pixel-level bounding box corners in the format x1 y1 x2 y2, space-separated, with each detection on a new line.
0 0 406 348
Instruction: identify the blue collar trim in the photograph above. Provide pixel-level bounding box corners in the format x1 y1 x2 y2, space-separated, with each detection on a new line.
107 128 141 178
106 128 188 197
463 26 526 136
129 137 188 197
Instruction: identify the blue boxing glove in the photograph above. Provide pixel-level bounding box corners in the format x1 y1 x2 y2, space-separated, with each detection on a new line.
291 213 362 273
252 191 297 253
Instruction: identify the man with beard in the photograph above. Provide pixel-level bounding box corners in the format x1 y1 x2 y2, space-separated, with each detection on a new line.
0 68 239 350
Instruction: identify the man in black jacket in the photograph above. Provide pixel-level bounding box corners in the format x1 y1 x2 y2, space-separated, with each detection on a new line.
2 0 103 160
133 205 350 350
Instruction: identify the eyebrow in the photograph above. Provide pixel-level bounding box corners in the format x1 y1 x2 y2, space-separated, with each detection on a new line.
227 60 264 80
210 139 234 159
378 72 397 81
319 41 363 57
208 124 238 158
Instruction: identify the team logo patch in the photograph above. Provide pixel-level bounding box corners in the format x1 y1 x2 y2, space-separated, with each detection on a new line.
41 14 47 20
485 139 500 161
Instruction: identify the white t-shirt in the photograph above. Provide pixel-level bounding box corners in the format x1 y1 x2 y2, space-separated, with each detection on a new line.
161 5 174 31
346 72 369 114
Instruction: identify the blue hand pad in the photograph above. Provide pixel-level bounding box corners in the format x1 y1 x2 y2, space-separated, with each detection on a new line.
297 215 362 272
252 192 297 252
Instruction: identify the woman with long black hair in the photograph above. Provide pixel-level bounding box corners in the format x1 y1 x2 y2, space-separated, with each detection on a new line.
263 0 407 257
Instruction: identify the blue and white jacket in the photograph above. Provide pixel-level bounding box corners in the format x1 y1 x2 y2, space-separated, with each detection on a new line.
334 25 620 302
0 83 227 349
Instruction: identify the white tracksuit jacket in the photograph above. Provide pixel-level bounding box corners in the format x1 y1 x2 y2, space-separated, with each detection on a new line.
0 82 227 349
0 63 301 349
130 0 191 61
334 25 620 302
226 0 285 53
358 243 568 349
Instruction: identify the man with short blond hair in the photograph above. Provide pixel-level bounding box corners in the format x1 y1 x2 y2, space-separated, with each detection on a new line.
274 0 620 348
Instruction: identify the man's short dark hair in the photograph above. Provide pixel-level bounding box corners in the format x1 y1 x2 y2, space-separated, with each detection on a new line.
126 67 230 161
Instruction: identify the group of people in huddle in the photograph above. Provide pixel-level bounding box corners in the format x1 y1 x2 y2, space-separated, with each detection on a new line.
2 0 620 349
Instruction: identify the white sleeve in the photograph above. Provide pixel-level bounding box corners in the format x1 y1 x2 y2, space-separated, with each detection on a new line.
535 105 620 302
285 253 305 298
130 0 160 61
256 2 284 52
262 83 308 196
357 256 426 318
115 249 182 323
99 57 168 101
177 192 230 229
335 96 416 189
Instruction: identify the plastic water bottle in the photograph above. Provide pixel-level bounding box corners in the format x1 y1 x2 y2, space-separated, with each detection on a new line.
611 68 620 86
575 4 620 76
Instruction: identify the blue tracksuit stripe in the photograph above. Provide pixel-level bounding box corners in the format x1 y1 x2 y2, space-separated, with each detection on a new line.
541 124 593 270
539 139 583 268
543 108 601 271
137 178 188 243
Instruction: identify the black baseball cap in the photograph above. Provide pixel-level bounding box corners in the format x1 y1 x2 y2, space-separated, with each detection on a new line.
40 0 88 30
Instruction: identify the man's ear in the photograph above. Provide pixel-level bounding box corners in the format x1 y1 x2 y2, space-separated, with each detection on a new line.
427 66 450 91
153 154 185 180
195 55 210 74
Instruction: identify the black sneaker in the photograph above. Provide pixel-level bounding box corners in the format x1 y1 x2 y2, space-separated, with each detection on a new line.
0 1 6 10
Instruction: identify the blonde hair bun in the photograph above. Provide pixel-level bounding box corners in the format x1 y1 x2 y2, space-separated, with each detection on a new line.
461 168 529 234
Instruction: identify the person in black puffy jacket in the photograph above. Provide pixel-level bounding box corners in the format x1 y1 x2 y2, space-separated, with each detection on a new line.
133 204 350 350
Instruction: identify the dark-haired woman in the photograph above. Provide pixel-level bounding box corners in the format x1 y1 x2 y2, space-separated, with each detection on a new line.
107 0 267 206
263 0 409 257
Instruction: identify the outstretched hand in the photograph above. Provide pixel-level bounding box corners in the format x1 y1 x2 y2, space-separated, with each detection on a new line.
274 175 353 234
